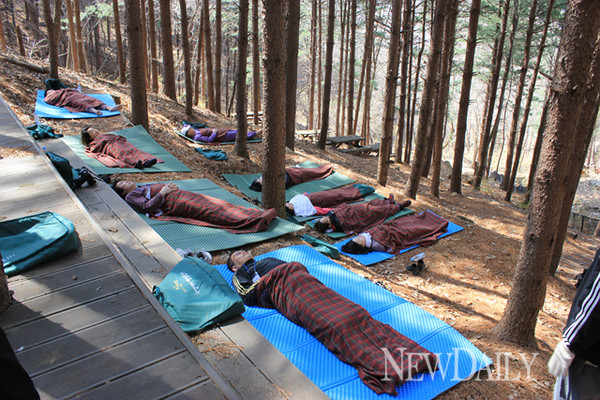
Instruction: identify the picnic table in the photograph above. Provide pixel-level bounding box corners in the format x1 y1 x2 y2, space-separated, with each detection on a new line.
326 135 365 148
338 142 381 156
297 129 319 142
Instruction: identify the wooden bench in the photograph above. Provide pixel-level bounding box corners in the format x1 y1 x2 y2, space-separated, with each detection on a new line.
338 142 381 156
326 135 365 148
296 129 319 141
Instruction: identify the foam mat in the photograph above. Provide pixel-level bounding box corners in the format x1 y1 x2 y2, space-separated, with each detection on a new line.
35 90 121 119
138 179 302 252
288 192 386 224
214 245 491 399
62 125 191 174
222 160 355 202
334 212 464 266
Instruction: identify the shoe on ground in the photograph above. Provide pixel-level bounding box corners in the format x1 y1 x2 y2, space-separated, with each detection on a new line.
143 158 157 168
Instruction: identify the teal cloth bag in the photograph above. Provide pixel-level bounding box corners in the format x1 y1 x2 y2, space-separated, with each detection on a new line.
153 257 245 332
301 234 340 259
195 147 228 161
0 212 79 277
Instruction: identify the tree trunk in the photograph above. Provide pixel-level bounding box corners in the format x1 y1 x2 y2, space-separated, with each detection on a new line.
549 35 600 276
502 0 537 195
308 0 317 130
42 0 61 79
125 0 149 129
261 0 287 217
335 0 348 136
506 0 551 202
450 0 481 194
377 0 403 187
317 0 336 149
113 0 126 83
66 0 79 71
346 0 356 136
473 0 511 189
285 0 300 150
179 0 192 116
251 0 261 125
316 0 322 130
159 0 176 99
404 0 446 199
203 0 215 110
0 14 7 53
93 15 101 71
526 86 551 202
74 0 85 72
403 2 415 163
393 0 411 164
495 0 600 347
214 0 222 113
16 25 24 56
234 0 250 159
431 0 458 198
139 0 149 88
147 0 159 92
352 0 376 137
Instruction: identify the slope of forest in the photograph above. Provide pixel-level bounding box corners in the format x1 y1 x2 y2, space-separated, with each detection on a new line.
1 56 598 399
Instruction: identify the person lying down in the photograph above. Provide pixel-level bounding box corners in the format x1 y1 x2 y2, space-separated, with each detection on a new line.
227 250 438 395
44 88 122 115
113 180 276 233
82 126 162 169
285 183 375 217
249 164 334 192
341 210 449 254
182 124 258 143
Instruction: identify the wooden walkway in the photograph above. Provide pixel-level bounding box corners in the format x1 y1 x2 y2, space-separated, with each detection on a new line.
0 96 325 399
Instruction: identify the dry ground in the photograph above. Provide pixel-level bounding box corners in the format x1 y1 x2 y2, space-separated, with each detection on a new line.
1 56 598 399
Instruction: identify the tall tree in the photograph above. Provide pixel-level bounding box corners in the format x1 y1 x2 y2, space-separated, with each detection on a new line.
159 0 176 99
203 0 215 110
125 0 149 129
346 0 356 136
505 0 553 201
308 0 318 130
139 0 149 88
285 0 301 150
450 0 481 194
335 0 348 136
180 0 193 116
261 0 287 217
404 0 447 199
495 0 600 346
251 0 261 125
501 0 538 193
0 13 7 53
66 0 79 71
112 0 126 83
148 0 159 92
525 86 551 202
377 0 403 186
214 0 222 113
74 0 86 72
42 0 61 79
317 0 336 149
234 0 250 159
393 0 412 163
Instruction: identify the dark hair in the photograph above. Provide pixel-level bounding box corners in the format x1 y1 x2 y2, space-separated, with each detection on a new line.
314 219 330 233
81 126 93 145
249 179 262 192
111 179 125 198
226 253 235 271
341 239 371 254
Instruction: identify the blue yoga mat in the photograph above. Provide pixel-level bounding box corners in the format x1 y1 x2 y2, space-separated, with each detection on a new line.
214 245 491 399
334 211 464 266
35 90 121 119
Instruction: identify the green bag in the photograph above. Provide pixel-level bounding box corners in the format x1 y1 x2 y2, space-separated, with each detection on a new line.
301 234 340 259
26 124 63 140
46 151 80 189
0 212 79 277
153 258 245 332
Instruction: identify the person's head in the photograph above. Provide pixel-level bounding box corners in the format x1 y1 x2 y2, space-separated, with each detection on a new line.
249 176 263 192
111 179 137 198
226 249 254 272
314 216 331 233
81 126 101 145
341 238 371 254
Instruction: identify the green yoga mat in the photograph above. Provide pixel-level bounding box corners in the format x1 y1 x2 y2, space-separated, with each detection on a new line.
176 129 263 145
62 125 191 174
288 192 386 224
223 160 355 202
306 207 415 239
138 179 303 252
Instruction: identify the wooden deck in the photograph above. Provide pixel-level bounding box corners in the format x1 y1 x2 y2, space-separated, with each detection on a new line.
0 96 326 399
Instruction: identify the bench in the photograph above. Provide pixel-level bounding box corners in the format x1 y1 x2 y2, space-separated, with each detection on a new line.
326 135 365 148
296 130 319 141
338 142 381 156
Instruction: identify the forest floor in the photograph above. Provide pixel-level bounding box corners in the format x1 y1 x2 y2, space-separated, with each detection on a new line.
1 56 598 400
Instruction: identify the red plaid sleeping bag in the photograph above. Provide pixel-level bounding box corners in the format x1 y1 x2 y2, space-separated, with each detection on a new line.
255 262 438 395
370 210 449 254
305 185 364 208
286 164 333 185
334 198 402 234
44 88 106 113
85 134 164 168
149 184 276 233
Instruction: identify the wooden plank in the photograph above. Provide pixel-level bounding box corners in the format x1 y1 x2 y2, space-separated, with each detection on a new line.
4 288 148 349
19 307 164 375
1 271 133 327
78 355 227 400
32 329 197 399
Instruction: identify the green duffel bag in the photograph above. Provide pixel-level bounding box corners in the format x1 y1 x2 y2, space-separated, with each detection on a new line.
153 257 245 333
0 212 79 277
